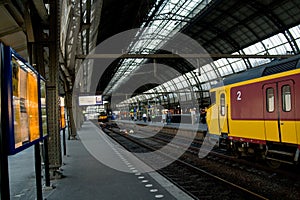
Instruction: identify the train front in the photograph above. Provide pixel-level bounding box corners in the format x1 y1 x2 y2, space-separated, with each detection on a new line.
206 86 229 145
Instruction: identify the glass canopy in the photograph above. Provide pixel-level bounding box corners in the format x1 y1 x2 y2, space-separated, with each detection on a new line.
117 24 300 108
103 0 212 95
94 0 300 109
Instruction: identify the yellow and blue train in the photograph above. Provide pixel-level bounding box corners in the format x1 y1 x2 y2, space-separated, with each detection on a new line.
206 55 300 167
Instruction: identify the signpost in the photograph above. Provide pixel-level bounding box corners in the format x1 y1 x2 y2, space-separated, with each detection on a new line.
0 42 10 200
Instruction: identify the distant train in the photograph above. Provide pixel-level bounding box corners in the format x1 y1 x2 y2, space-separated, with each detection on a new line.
98 111 108 123
206 55 300 168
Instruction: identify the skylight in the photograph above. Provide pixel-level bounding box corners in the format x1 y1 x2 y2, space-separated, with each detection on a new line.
103 0 212 95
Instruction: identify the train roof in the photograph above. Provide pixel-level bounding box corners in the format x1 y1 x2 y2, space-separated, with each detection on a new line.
213 54 300 87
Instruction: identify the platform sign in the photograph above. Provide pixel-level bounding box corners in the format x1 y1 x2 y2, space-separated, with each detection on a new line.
3 46 47 155
78 95 102 106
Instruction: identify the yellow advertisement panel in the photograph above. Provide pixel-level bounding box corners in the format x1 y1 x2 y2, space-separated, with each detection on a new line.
27 72 40 142
19 69 30 143
12 56 40 148
12 57 24 148
61 106 66 129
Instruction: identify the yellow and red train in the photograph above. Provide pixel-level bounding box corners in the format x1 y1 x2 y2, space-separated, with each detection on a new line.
206 55 300 167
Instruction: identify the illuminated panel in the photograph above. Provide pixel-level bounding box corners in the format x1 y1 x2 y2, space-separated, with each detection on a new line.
79 95 102 106
4 46 47 155
60 106 66 129
12 57 30 148
27 71 39 142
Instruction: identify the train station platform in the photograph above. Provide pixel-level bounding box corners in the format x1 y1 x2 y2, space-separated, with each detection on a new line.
40 121 194 200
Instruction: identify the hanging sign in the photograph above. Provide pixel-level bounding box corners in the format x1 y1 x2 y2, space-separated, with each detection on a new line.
78 95 102 106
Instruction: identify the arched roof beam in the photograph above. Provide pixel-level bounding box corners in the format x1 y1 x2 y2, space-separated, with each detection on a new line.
285 29 300 54
201 24 241 54
32 0 49 24
188 30 226 56
151 13 191 22
249 0 299 54
212 6 269 69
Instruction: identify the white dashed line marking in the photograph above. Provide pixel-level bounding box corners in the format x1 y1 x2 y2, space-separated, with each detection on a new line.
138 176 145 179
145 184 153 188
141 180 149 183
150 189 158 193
155 194 164 198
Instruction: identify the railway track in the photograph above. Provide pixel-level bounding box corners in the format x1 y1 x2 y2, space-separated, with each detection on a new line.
96 121 271 199
114 121 300 182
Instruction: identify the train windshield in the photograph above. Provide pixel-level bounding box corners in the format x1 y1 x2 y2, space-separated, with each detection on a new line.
209 91 216 106
99 112 107 116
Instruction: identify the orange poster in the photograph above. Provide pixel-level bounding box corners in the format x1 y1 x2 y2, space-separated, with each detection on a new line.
27 72 39 142
61 106 66 129
12 58 24 148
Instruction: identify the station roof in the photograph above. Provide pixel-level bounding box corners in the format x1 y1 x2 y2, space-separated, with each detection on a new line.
183 0 300 55
96 0 156 44
93 0 300 98
1 0 300 104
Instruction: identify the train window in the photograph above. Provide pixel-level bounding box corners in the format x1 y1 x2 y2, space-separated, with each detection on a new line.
220 93 225 116
210 91 216 105
266 88 275 112
282 85 291 112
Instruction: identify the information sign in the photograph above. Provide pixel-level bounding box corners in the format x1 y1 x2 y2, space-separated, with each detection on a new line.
78 95 102 106
4 46 48 155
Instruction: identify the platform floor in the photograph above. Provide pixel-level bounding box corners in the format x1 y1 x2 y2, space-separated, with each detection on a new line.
41 121 194 200
9 146 36 199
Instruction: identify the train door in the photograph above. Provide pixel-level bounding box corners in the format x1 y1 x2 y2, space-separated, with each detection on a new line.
219 92 228 134
278 80 297 144
263 80 297 143
263 83 280 142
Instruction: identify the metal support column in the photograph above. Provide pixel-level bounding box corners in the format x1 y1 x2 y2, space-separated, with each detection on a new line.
43 138 51 187
0 139 10 200
47 0 62 177
62 128 66 155
0 43 10 199
34 143 43 200
66 91 77 139
27 0 53 188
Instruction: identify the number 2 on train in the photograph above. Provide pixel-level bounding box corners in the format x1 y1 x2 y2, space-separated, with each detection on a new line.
236 91 242 101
